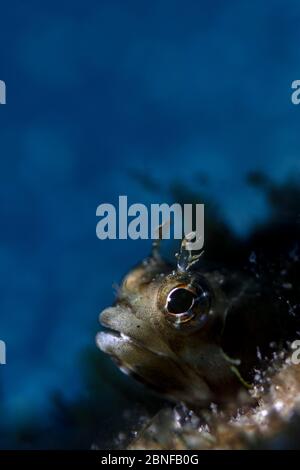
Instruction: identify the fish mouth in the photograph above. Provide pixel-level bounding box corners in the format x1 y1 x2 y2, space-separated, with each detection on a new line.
97 305 175 359
96 318 174 389
97 305 147 354
96 327 144 380
96 326 135 353
96 320 166 360
96 306 214 406
96 304 178 380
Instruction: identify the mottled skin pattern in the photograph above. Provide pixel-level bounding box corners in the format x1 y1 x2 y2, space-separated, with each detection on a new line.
97 251 244 409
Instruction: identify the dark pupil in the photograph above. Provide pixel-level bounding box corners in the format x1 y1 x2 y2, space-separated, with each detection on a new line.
167 288 195 314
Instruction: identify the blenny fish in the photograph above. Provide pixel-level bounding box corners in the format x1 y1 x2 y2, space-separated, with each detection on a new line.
96 176 300 449
96 232 269 410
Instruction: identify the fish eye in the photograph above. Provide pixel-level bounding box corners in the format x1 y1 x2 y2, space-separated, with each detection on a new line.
163 279 212 328
166 288 196 314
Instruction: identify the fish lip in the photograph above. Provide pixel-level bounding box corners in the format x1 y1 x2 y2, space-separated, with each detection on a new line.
96 324 142 357
96 325 131 345
96 323 174 360
98 314 133 342
98 306 177 360
98 305 144 346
